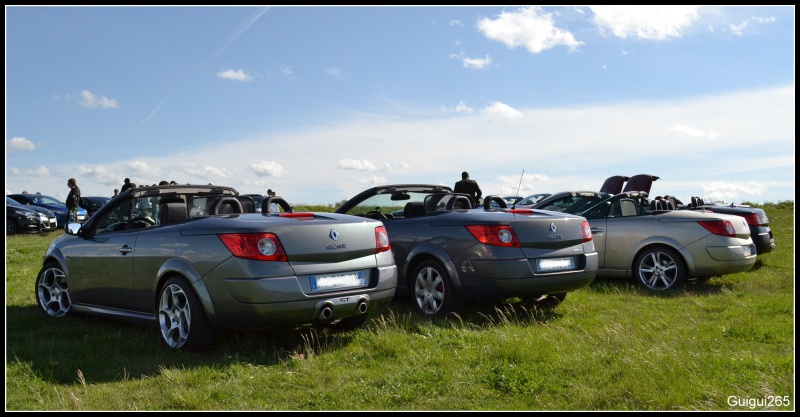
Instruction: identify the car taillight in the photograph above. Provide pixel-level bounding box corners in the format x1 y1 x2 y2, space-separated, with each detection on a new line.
375 226 391 253
581 221 592 243
218 233 288 261
741 213 767 227
506 209 534 214
465 225 520 247
280 212 315 220
697 220 737 237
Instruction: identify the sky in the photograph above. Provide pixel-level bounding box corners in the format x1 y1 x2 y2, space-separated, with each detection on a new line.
5 5 795 206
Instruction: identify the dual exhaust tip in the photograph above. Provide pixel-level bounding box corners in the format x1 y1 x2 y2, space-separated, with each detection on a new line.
318 298 368 320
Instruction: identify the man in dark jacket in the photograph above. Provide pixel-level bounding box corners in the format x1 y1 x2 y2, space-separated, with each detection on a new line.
453 171 482 207
66 177 82 224
120 177 133 193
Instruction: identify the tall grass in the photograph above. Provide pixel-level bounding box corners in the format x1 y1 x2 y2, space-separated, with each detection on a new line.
5 202 794 411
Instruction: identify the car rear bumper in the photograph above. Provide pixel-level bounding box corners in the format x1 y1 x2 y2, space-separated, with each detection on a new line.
751 228 775 254
455 252 598 299
204 265 397 329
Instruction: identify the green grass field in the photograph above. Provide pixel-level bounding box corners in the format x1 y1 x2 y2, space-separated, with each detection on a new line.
5 201 795 411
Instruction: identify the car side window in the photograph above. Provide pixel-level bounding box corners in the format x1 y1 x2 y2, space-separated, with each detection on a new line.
95 199 133 234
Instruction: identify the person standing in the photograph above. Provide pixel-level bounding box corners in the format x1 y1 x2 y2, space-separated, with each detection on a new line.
120 178 133 193
66 177 82 224
453 171 482 207
266 189 279 213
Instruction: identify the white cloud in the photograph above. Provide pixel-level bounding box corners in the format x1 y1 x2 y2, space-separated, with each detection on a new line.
252 161 289 177
178 163 232 181
702 181 768 203
23 165 51 176
442 100 475 114
337 159 378 171
590 6 699 40
7 137 35 151
451 53 492 69
669 125 721 140
481 101 523 119
280 66 293 76
751 16 776 24
449 20 463 27
477 6 583 53
216 69 254 81
326 68 342 78
74 90 119 109
728 21 747 36
359 176 387 187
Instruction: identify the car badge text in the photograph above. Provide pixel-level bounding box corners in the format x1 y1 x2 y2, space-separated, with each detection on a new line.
548 222 563 239
327 228 346 250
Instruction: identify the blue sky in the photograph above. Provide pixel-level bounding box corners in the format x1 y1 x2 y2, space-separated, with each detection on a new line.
5 6 795 205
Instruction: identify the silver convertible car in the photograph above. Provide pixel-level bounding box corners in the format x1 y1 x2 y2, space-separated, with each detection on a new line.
335 185 598 316
36 184 397 351
530 189 757 290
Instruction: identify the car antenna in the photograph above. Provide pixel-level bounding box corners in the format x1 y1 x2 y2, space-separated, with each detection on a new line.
512 170 524 209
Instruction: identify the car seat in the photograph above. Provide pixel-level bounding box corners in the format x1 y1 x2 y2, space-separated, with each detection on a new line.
403 201 426 218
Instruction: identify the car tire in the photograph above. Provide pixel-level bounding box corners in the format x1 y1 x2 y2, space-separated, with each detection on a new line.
412 259 462 317
633 246 687 291
7 218 17 236
158 276 215 351
36 262 72 317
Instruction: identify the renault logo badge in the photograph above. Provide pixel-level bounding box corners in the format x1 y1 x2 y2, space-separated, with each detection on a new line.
329 229 339 241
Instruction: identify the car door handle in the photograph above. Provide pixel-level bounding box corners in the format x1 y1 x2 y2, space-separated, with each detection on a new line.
119 245 133 255
590 227 603 234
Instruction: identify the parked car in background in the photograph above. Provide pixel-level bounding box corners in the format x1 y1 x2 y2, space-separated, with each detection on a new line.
530 189 757 291
618 174 775 255
243 193 265 212
335 184 598 316
512 193 552 208
7 198 47 236
81 196 112 218
6 196 58 232
35 184 397 351
8 193 88 226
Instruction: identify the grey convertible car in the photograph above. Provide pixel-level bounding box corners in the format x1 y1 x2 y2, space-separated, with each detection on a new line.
617 174 775 255
335 185 598 316
36 184 397 350
530 188 757 290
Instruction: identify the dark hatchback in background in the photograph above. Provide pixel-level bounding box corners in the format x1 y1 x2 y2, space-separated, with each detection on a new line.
6 196 58 233
81 196 112 218
8 193 88 226
7 197 46 236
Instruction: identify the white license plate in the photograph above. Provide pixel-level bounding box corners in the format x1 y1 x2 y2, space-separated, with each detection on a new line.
310 271 366 292
537 257 575 272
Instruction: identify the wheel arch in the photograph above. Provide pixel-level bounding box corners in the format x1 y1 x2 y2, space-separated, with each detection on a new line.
156 258 219 329
402 244 462 296
629 239 696 278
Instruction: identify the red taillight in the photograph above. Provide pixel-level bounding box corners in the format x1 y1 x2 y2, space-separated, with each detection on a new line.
697 220 736 237
506 209 534 214
280 212 315 220
581 221 593 243
218 233 288 261
465 225 520 247
375 226 391 253
741 213 767 227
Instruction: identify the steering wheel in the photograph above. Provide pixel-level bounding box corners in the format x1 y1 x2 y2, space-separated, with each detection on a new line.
129 216 155 229
364 211 387 221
